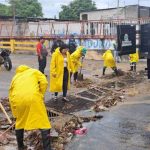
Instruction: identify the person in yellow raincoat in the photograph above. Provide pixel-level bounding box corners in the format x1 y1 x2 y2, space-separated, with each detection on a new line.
50 44 74 102
102 49 118 75
129 49 139 72
9 65 51 150
70 46 87 82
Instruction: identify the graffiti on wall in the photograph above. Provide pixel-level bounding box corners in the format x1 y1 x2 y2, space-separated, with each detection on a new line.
66 39 116 50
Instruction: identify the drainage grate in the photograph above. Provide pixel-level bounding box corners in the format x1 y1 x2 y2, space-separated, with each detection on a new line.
78 90 99 100
46 96 94 114
88 88 105 96
104 81 126 89
46 108 61 119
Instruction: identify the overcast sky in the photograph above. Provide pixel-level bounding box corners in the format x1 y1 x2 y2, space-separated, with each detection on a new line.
0 0 150 18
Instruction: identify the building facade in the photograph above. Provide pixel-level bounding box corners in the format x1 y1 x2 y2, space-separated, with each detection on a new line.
80 5 150 21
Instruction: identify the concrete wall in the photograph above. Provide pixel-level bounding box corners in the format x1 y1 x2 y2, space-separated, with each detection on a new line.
80 5 150 21
139 6 150 18
80 8 126 20
125 5 138 19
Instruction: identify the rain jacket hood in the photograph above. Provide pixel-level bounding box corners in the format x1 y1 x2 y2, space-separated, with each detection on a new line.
16 65 30 73
103 50 116 68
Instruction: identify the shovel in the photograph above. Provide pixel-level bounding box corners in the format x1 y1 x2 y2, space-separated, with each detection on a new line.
77 57 84 81
0 102 12 124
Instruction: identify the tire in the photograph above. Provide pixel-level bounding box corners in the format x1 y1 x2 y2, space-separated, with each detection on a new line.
4 57 12 71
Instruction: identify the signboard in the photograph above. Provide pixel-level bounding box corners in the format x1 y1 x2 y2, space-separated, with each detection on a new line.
117 25 136 55
140 24 150 53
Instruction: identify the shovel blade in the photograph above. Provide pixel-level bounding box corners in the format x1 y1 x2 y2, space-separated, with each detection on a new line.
78 73 83 81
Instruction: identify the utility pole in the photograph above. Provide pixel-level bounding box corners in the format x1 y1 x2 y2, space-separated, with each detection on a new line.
117 0 120 19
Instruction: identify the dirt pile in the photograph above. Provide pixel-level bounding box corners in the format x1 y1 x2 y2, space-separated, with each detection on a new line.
23 115 103 150
75 78 93 88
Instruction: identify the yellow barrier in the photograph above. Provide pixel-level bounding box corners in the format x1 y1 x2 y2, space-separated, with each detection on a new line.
0 40 37 52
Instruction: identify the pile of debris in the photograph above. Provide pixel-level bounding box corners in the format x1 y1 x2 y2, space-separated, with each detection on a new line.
24 115 103 150
75 78 93 88
93 93 124 112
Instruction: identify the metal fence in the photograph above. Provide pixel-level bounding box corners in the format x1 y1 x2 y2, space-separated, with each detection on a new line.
0 18 150 52
0 18 150 40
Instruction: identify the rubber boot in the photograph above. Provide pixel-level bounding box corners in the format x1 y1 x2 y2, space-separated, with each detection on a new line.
133 64 136 72
114 68 118 76
129 64 133 71
102 67 106 75
41 129 51 150
15 129 26 150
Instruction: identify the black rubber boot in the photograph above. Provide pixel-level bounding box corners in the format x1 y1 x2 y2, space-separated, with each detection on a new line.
102 67 106 75
129 64 133 71
114 68 118 76
133 64 136 72
15 129 26 150
41 129 51 150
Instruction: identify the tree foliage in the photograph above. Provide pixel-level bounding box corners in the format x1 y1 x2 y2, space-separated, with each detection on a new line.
0 0 43 17
0 4 10 16
59 0 97 20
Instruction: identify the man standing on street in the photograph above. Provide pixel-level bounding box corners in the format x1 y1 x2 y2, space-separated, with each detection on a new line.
36 37 48 74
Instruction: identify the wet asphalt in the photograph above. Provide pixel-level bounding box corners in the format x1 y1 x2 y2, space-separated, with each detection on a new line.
66 95 150 150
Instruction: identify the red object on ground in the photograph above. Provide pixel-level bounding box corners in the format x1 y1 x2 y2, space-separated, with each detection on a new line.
74 127 87 135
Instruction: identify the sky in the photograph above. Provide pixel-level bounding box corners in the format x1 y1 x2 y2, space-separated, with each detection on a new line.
0 0 150 18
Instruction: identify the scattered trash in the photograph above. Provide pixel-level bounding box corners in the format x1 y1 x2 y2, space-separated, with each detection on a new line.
74 127 87 135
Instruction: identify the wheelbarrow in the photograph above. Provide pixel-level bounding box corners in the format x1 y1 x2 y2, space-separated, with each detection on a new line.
77 57 84 81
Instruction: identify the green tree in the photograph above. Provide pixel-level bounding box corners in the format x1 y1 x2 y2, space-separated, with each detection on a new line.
0 3 10 16
8 0 43 17
59 0 97 20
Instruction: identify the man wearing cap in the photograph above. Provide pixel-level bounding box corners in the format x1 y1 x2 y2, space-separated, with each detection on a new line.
36 37 48 74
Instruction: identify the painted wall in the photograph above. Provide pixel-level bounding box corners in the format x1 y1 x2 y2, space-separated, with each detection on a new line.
46 39 116 50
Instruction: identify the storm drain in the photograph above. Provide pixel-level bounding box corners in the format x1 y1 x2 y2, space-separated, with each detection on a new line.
46 107 61 119
104 81 126 89
88 88 105 96
77 87 111 102
46 96 94 114
78 90 99 100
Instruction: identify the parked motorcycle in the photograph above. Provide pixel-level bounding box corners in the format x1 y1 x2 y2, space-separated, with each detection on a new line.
0 49 12 71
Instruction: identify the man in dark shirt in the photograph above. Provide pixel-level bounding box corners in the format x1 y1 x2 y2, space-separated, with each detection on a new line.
51 36 64 54
36 37 48 74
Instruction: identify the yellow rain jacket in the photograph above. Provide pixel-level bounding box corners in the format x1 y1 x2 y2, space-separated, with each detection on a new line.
50 48 73 92
103 50 116 68
9 65 51 130
129 50 139 63
70 46 83 72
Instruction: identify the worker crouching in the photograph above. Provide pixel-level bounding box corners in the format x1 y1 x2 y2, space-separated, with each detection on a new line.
70 46 87 82
9 65 51 150
102 49 118 76
50 44 74 102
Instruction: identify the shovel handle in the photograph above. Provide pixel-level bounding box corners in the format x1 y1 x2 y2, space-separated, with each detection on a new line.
0 102 12 124
79 57 84 74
